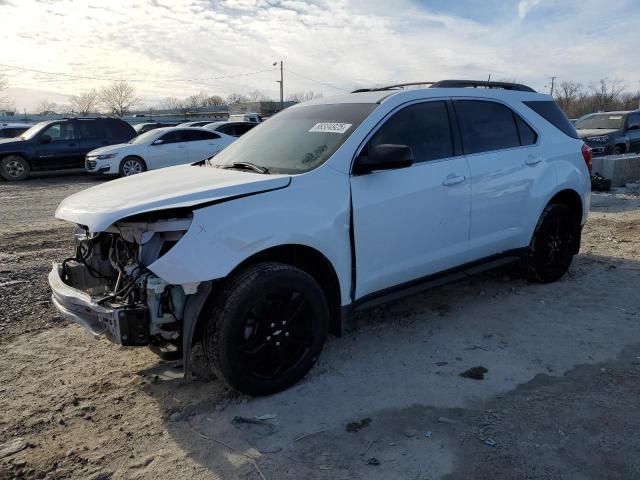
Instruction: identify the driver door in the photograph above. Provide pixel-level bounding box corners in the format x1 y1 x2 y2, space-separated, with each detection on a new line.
149 130 188 169
350 100 471 299
35 122 80 170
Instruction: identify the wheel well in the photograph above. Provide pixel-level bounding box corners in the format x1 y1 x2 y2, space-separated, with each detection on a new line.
121 155 147 169
613 144 626 152
549 189 583 221
230 245 343 336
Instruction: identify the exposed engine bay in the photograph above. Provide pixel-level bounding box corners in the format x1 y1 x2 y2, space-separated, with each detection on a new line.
57 215 194 355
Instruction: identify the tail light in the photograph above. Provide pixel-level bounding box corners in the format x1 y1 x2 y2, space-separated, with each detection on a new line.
581 143 592 173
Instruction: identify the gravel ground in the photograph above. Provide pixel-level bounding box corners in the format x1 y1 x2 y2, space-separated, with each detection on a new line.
1 176 639 479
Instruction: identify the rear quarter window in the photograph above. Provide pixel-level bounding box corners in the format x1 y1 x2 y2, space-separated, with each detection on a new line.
103 120 136 140
523 101 579 139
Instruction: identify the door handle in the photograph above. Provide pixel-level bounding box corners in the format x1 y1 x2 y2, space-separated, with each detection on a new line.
442 174 466 186
526 155 543 166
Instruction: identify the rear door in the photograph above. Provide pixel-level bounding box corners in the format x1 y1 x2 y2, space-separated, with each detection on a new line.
183 129 228 161
34 121 80 170
350 100 471 298
625 113 640 153
453 99 540 260
148 130 188 169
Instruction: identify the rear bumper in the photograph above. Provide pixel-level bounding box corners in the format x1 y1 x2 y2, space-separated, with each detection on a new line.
48 263 149 345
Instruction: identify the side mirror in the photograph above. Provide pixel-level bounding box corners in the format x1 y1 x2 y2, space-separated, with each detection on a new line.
40 134 52 144
628 124 640 131
152 139 164 145
354 144 414 174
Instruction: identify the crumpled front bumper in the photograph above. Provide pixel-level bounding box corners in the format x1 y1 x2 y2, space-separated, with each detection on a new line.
49 263 150 346
49 262 110 337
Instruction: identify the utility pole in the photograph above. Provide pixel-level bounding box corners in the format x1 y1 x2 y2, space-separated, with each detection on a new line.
278 61 284 110
549 76 556 96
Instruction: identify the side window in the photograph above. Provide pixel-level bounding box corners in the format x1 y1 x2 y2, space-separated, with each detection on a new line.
77 121 101 139
103 120 133 139
455 100 521 154
627 114 640 130
218 124 236 136
237 124 256 135
41 122 76 141
369 101 453 163
158 130 183 144
183 130 220 141
514 115 537 146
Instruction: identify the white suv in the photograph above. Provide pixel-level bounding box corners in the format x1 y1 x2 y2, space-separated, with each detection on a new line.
49 80 591 396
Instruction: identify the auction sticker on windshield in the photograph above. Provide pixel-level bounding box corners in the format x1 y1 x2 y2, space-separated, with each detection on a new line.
309 123 352 134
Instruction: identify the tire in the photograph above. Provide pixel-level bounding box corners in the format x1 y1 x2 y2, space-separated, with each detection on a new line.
0 155 30 181
611 146 624 155
526 204 579 283
119 156 146 177
202 262 329 396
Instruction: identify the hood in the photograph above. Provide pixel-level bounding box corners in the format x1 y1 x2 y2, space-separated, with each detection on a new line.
56 164 291 232
577 128 619 139
0 137 25 146
87 143 132 156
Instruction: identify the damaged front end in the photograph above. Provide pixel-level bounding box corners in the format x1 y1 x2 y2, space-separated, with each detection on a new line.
49 214 196 360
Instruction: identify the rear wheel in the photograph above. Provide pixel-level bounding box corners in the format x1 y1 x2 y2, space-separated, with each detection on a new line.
526 204 579 283
203 262 329 396
119 156 146 177
0 155 30 181
611 145 624 155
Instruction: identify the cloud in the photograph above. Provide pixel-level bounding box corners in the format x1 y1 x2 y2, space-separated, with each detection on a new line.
0 0 638 109
517 0 542 19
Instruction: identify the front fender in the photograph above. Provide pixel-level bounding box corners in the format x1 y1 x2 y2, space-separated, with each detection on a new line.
148 168 353 305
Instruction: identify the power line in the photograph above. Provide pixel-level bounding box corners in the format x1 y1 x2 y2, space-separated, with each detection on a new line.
0 62 277 84
284 68 350 92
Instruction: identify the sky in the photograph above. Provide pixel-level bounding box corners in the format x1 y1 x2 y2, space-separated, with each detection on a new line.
1 0 639 111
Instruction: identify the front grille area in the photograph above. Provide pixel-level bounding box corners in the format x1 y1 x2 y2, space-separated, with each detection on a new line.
85 158 97 170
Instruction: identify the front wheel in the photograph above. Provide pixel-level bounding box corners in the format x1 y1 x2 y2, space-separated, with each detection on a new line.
611 146 624 155
119 156 146 177
0 155 30 181
526 204 579 283
203 262 329 396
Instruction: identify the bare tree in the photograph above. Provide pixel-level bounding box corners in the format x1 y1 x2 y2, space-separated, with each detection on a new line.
99 81 140 116
36 99 58 115
588 78 624 112
159 96 183 111
207 95 226 106
286 91 323 102
226 93 248 105
554 81 583 117
247 89 269 102
69 89 99 115
0 74 13 111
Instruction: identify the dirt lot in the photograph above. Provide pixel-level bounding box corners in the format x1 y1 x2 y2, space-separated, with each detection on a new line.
1 175 640 480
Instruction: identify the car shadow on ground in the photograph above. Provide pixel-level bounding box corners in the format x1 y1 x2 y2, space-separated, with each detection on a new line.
138 252 640 479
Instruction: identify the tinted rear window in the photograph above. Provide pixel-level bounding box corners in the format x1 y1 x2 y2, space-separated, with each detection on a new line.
455 100 521 154
523 101 579 139
103 120 135 139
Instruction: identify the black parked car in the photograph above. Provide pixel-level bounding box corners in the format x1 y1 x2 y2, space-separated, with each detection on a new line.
575 110 640 156
0 117 136 181
133 122 179 135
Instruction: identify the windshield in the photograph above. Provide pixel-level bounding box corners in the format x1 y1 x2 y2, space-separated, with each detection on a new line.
20 121 49 140
129 129 161 144
575 113 625 130
211 103 377 174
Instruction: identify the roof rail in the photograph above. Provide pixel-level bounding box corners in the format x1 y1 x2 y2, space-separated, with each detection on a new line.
351 82 436 93
430 80 536 92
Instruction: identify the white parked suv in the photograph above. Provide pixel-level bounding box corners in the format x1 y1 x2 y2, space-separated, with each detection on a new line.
49 80 591 396
85 126 235 176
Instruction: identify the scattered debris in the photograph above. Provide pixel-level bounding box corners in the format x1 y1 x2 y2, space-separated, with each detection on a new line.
437 416 458 425
366 457 380 466
460 366 489 380
291 429 326 443
255 414 277 421
435 361 448 366
346 417 371 433
591 172 611 192
483 438 497 447
464 346 489 351
403 427 418 438
233 416 272 426
0 438 27 459
424 431 433 438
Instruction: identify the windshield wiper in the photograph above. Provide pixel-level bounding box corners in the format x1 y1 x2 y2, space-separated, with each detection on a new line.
219 162 269 174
